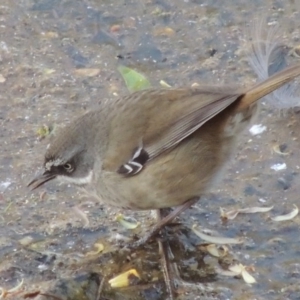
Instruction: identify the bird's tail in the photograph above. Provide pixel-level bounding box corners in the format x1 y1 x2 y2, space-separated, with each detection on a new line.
237 64 300 111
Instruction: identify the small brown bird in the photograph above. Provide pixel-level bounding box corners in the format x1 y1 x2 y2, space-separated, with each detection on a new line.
28 64 300 245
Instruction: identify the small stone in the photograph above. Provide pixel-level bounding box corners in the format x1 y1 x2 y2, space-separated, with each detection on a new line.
0 74 6 83
277 177 290 190
110 24 121 33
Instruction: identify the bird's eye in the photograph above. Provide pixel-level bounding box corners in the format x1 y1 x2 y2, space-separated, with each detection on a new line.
63 163 73 172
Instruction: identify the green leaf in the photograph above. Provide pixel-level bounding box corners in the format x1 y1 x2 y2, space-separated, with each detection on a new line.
118 65 151 92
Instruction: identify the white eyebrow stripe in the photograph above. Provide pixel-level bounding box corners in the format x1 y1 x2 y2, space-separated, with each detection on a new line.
45 157 66 170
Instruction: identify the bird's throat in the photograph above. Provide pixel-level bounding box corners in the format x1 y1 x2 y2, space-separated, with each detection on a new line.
56 170 94 186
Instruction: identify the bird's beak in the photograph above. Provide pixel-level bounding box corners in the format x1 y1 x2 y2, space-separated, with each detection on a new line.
27 170 56 190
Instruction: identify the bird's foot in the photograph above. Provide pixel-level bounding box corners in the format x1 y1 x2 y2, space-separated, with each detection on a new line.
124 197 199 250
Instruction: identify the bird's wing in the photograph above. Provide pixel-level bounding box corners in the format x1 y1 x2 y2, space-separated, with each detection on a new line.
102 87 241 175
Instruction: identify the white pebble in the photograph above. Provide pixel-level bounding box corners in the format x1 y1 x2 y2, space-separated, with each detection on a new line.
271 163 287 171
249 124 267 135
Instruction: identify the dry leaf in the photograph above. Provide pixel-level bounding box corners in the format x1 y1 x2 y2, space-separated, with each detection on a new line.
228 264 256 284
109 269 140 288
220 206 273 220
220 207 239 220
159 80 172 88
215 267 238 277
0 279 24 299
241 269 256 284
238 206 274 213
271 204 298 221
273 144 289 156
205 244 228 257
116 214 140 229
86 243 104 256
228 264 243 274
192 225 243 244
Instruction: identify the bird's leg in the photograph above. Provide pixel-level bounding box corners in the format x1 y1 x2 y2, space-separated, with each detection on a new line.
130 197 199 248
156 208 176 300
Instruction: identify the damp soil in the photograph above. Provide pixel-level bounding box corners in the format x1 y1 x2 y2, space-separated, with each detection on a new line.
0 0 300 299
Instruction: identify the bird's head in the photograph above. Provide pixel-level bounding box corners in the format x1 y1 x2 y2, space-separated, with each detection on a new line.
28 114 96 190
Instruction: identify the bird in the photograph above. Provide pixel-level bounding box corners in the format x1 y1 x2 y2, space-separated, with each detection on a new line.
28 63 300 246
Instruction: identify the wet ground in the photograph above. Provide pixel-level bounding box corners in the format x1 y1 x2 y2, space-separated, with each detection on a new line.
1 0 300 299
